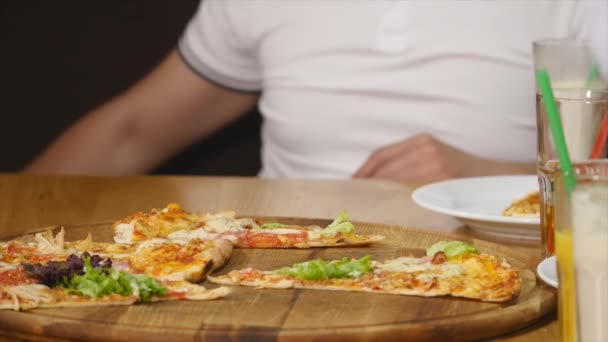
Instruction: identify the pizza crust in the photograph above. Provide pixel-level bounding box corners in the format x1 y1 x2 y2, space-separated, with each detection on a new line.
307 234 386 248
204 239 233 271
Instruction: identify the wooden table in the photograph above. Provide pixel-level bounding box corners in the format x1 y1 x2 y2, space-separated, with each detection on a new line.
0 173 557 341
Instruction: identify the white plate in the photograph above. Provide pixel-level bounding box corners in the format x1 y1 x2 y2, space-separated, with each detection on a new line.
411 175 540 240
537 256 558 288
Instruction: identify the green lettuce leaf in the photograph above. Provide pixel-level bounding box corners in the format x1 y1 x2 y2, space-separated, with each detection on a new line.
426 241 478 259
321 211 355 237
61 257 166 301
259 222 288 230
275 256 372 280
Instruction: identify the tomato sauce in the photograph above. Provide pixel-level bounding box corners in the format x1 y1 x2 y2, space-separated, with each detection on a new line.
0 268 38 286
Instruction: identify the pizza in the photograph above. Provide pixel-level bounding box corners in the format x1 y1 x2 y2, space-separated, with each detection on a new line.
0 228 232 311
207 241 521 303
0 204 522 311
502 191 540 217
112 203 385 248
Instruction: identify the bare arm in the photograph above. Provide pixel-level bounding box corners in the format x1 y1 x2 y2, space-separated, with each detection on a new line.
24 49 259 175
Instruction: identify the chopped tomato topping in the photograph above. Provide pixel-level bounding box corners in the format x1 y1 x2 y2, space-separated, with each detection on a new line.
167 291 187 299
133 229 146 239
245 231 309 248
0 268 38 286
6 242 27 255
245 233 283 248
28 254 55 263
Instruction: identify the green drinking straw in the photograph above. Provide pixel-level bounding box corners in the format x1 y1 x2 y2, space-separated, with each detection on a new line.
536 69 578 195
586 62 601 87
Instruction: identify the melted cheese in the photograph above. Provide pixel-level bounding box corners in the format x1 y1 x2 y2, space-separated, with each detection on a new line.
463 257 494 278
204 217 245 233
167 229 218 245
222 234 241 244
0 262 17 272
237 218 259 229
114 223 135 244
374 257 465 280
375 257 430 273
307 231 321 240
136 238 171 252
415 265 465 282
259 228 305 235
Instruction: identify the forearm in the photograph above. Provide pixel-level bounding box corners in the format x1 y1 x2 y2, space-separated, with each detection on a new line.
25 96 159 175
24 50 258 176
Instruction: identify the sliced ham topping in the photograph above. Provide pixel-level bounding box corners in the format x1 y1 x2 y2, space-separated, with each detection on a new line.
431 252 448 265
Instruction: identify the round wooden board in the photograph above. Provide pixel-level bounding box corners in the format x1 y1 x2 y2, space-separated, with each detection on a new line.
0 219 555 342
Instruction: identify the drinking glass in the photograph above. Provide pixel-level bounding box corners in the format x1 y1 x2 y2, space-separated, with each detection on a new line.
533 39 603 90
554 159 608 342
533 38 607 258
536 89 608 258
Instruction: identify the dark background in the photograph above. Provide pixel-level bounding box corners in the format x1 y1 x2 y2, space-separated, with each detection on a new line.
0 0 262 176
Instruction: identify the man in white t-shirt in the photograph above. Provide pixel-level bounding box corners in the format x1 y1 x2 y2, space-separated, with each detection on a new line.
25 1 600 183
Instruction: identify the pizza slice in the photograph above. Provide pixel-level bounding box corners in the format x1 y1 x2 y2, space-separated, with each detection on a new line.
112 203 208 244
0 229 233 310
207 241 521 303
112 203 385 248
3 229 233 284
221 211 385 248
123 238 232 282
0 253 229 311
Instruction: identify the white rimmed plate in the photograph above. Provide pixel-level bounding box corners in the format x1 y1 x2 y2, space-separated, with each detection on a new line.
537 256 558 288
411 175 540 240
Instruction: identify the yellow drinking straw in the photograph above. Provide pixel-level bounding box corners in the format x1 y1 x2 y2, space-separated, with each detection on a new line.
536 70 577 195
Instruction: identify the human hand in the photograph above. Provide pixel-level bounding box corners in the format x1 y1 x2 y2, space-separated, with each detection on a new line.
353 133 533 184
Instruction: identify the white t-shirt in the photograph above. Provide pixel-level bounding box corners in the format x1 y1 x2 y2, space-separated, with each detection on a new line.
586 1 608 80
179 0 589 178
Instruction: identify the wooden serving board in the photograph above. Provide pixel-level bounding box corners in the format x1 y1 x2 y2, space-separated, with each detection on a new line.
0 219 555 342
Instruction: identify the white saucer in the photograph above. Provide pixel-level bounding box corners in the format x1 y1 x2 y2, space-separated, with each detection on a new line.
537 256 558 288
411 175 540 240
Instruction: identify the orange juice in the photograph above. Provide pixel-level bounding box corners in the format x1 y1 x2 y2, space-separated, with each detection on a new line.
570 181 608 341
538 162 557 258
542 202 555 255
553 162 608 342
555 230 577 342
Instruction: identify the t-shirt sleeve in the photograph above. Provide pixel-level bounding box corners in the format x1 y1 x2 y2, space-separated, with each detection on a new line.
178 0 261 92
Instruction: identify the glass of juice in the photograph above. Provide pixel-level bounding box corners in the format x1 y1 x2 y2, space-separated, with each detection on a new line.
533 39 607 259
536 89 608 258
554 159 608 342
